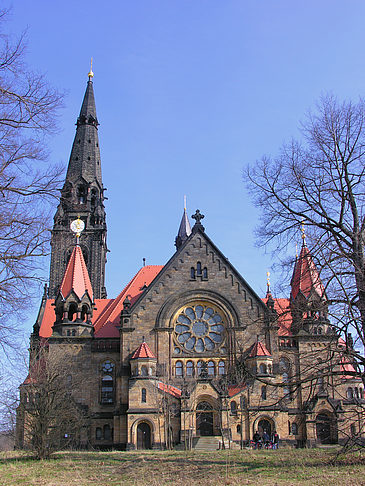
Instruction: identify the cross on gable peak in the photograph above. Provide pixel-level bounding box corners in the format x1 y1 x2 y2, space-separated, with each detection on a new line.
192 209 205 232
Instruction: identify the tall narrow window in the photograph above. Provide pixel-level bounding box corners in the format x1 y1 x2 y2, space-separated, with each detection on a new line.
175 361 183 376
104 424 111 441
230 401 237 414
186 361 194 377
218 361 225 375
96 427 102 440
141 365 148 376
207 361 215 376
197 360 204 376
141 388 147 403
101 361 115 404
261 386 267 400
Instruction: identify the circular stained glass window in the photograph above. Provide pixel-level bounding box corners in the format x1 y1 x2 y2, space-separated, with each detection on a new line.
174 304 225 353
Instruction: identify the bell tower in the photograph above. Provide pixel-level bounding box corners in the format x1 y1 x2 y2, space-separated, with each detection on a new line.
49 65 107 299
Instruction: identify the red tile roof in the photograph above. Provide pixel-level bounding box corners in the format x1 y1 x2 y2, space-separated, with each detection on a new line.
228 384 246 397
59 245 93 301
249 341 271 357
38 265 163 339
131 342 156 359
157 382 182 398
291 244 325 301
262 297 293 336
340 356 361 381
93 265 163 338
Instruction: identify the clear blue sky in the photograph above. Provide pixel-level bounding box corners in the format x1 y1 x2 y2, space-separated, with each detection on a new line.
9 1 365 334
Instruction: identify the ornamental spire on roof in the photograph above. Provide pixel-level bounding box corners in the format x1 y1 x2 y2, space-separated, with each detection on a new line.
175 196 192 249
290 224 325 302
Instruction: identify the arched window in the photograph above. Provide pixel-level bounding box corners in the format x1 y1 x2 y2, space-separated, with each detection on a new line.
103 424 111 441
203 267 208 279
313 327 317 335
354 388 359 399
77 185 87 204
218 361 225 375
141 365 148 376
141 388 147 403
207 361 215 376
197 262 202 275
197 361 204 376
317 327 322 335
230 401 237 414
279 357 291 373
68 303 78 322
237 425 241 434
261 386 267 400
190 267 196 279
81 304 89 322
259 364 267 374
347 387 354 399
186 361 194 376
101 361 115 404
175 361 183 376
95 427 102 440
291 423 298 435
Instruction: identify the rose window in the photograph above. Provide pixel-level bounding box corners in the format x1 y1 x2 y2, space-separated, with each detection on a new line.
174 304 225 353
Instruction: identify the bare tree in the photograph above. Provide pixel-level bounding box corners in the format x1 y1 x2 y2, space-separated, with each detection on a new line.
16 345 88 459
0 9 63 347
247 95 365 366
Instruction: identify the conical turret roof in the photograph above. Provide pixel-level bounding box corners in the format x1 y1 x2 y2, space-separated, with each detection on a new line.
175 208 192 249
59 245 93 301
290 243 325 301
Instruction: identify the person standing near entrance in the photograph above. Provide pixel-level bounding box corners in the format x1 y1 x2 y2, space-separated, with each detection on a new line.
272 430 279 449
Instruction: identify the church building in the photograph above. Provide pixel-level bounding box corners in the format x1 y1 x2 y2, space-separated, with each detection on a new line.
16 71 364 450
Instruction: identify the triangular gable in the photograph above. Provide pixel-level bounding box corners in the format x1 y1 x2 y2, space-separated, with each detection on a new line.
129 227 268 314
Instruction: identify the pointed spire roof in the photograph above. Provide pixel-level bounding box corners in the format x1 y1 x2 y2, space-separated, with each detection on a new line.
59 245 93 301
65 74 102 185
290 242 325 301
131 341 156 359
175 207 192 249
249 341 271 357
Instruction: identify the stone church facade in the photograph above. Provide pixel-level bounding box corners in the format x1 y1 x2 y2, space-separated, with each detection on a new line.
17 73 364 450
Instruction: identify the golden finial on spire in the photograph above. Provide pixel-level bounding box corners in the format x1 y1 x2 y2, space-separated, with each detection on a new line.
301 219 306 244
266 271 271 290
295 243 298 258
184 195 187 211
88 58 94 80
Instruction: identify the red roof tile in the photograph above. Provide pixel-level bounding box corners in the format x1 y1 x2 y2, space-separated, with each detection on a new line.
340 356 361 380
157 382 182 398
249 341 271 357
131 342 156 359
38 265 163 339
59 245 93 301
228 384 246 397
291 244 325 301
93 265 163 338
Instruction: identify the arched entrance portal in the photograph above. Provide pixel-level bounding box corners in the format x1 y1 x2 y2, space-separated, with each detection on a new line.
137 422 152 449
316 412 338 444
257 418 273 438
196 401 214 436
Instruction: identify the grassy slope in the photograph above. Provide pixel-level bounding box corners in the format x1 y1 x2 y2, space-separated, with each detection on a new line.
0 449 364 486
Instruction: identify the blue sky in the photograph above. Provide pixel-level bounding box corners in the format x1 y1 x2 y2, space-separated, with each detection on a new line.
9 1 365 334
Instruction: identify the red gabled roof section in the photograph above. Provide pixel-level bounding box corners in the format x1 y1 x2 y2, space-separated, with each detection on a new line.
340 356 361 381
38 265 163 339
291 244 325 301
59 245 93 301
249 341 271 357
262 297 293 336
228 384 246 397
93 265 163 338
131 342 156 359
157 382 182 398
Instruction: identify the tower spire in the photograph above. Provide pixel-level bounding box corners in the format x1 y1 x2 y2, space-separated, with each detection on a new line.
175 197 192 249
49 71 107 299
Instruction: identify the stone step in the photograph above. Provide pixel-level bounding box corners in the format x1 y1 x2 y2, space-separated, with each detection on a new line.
194 436 220 451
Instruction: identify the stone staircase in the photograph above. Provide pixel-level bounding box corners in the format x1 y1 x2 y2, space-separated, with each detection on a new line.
193 436 220 451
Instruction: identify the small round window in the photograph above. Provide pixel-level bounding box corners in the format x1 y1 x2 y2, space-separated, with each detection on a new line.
174 303 225 353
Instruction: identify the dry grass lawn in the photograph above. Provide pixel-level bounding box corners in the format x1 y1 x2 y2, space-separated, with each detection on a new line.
0 448 364 485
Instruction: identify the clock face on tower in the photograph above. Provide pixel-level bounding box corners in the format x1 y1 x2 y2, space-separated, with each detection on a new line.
173 303 226 354
70 218 85 235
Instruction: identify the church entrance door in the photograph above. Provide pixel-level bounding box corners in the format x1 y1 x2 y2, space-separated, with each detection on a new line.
137 422 152 449
196 401 214 436
316 413 337 444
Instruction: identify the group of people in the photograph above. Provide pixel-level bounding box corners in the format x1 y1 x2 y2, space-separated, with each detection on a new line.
251 430 279 449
